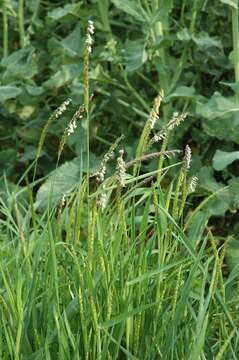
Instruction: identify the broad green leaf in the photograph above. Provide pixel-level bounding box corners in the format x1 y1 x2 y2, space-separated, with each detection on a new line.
35 155 100 210
1 47 38 82
192 32 222 49
197 168 239 216
43 63 82 89
220 0 238 9
167 86 196 100
197 93 239 120
26 85 43 96
61 24 82 56
124 40 147 72
35 160 81 211
177 28 191 41
213 150 239 170
198 167 222 192
111 0 146 22
0 86 22 102
196 93 239 143
47 3 82 21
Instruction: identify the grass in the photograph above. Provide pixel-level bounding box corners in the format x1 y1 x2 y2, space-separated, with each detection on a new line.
0 16 239 360
0 97 239 359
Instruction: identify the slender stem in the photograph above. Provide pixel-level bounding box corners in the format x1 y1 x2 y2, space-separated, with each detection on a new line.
18 0 25 48
232 6 239 102
3 2 8 57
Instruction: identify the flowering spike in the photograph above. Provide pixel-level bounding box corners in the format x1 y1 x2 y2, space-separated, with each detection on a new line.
184 145 192 170
116 149 126 187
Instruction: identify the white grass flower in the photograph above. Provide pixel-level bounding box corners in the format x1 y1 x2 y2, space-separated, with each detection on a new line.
88 20 94 35
189 176 198 193
152 132 166 143
97 186 107 210
167 112 187 130
116 149 126 187
66 119 77 136
184 145 192 170
93 135 124 183
149 110 159 129
55 98 72 119
149 110 186 147
85 20 95 54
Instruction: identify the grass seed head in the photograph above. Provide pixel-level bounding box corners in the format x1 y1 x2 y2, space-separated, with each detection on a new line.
184 145 192 170
55 98 72 119
85 20 95 54
189 176 198 192
116 149 126 187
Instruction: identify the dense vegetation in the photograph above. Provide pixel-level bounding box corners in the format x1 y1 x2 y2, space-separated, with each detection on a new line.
0 0 239 358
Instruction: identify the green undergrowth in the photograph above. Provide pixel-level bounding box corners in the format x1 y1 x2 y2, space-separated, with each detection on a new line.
1 10 239 358
0 99 239 359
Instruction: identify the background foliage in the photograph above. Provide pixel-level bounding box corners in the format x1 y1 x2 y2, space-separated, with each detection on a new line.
0 0 239 234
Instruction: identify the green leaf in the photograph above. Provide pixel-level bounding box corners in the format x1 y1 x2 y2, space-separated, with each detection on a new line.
124 40 147 72
177 28 191 41
0 86 22 102
35 155 100 211
220 0 238 9
196 93 239 143
111 0 146 22
192 32 222 49
47 3 82 21
43 63 82 89
213 150 239 171
197 92 239 119
35 159 81 211
1 47 38 82
26 85 43 96
61 24 82 56
225 238 239 272
167 86 196 100
0 149 17 175
198 167 222 192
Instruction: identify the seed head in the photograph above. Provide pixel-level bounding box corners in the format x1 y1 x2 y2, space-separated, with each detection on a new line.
167 112 187 131
93 135 124 183
184 145 192 170
116 149 126 187
97 186 107 210
85 20 95 54
189 176 198 193
55 98 72 119
148 89 164 130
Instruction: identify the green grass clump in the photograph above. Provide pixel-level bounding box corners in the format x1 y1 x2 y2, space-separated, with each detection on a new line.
0 93 239 359
0 18 239 360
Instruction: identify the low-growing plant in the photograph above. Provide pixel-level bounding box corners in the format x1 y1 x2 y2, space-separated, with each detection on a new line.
0 19 239 359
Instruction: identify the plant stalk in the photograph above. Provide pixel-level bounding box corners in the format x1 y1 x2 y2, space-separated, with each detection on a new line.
232 5 239 103
3 1 8 57
18 0 25 48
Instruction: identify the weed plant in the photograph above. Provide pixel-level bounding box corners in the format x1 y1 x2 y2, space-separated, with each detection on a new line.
0 18 239 360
